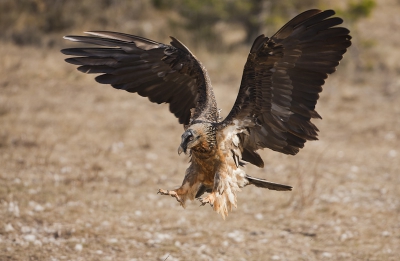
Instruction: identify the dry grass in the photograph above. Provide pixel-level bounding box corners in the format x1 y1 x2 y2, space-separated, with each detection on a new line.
1 2 400 261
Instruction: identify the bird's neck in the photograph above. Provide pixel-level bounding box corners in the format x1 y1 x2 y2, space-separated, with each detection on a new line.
191 147 216 160
191 139 217 159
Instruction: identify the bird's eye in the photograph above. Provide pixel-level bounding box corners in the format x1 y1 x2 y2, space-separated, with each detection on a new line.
188 136 194 141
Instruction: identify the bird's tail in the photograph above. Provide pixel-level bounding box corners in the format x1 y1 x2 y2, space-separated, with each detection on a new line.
246 175 292 191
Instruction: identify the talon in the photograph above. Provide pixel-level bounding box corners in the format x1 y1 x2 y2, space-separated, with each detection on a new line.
158 188 183 205
175 196 183 204
157 189 170 195
197 197 205 206
198 193 216 207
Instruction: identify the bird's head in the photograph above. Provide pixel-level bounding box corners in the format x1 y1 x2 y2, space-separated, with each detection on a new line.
178 123 215 155
178 129 200 155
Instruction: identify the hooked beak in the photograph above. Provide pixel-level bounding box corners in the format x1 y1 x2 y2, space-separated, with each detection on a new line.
178 130 193 155
178 144 187 155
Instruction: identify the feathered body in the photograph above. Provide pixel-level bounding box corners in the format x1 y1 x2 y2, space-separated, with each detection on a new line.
62 10 351 218
173 122 248 218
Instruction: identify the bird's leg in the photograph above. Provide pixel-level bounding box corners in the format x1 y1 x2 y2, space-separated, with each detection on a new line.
158 167 201 207
198 172 220 207
157 189 183 205
158 181 195 207
198 192 216 207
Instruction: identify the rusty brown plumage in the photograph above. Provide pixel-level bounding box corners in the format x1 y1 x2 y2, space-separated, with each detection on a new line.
62 9 351 218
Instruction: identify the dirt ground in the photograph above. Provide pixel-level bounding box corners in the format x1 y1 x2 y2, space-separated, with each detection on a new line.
1 2 400 261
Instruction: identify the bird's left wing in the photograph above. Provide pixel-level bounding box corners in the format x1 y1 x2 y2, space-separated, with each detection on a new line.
62 31 217 126
219 9 352 167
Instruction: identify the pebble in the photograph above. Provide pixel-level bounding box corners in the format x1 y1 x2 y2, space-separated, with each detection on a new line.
5 224 14 232
74 244 83 251
255 213 263 220
24 234 36 242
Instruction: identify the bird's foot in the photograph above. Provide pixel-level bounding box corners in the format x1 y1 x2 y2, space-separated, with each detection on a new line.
158 189 183 205
198 192 216 207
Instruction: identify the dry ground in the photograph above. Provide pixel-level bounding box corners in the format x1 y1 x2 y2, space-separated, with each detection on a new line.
1 3 400 261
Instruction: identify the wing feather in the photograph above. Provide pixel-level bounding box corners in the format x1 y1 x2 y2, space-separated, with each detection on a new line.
62 31 218 125
220 9 351 167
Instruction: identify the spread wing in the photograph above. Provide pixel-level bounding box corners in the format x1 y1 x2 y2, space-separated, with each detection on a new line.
220 9 352 167
61 31 218 125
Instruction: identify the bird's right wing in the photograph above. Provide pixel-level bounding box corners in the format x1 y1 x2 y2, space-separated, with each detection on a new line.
62 31 218 126
219 10 351 167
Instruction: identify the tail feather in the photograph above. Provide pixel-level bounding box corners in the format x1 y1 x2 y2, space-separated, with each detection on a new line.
246 175 292 191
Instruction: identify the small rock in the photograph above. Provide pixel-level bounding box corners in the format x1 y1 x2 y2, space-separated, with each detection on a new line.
388 150 397 158
61 166 72 174
350 166 359 173
28 188 38 194
125 160 133 169
255 213 263 220
34 204 45 212
384 132 396 141
322 252 332 258
5 224 14 232
111 142 124 153
74 244 83 251
34 240 42 246
101 221 110 226
146 152 158 160
8 202 20 217
155 233 172 241
227 230 244 242
108 238 118 244
21 226 31 233
24 234 36 242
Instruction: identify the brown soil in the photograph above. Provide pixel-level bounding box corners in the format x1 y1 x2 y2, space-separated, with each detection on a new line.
0 2 399 260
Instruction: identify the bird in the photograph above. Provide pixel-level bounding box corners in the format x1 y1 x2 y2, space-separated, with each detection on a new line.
62 9 351 218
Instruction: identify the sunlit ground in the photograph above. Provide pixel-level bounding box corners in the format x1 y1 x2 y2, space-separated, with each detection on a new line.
1 1 400 260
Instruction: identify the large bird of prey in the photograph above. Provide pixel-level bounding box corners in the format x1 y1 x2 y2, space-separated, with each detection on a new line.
62 9 351 218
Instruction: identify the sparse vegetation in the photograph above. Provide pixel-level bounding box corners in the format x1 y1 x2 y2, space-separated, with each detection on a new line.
342 0 377 22
0 0 399 260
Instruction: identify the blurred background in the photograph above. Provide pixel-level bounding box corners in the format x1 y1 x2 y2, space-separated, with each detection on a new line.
0 0 399 260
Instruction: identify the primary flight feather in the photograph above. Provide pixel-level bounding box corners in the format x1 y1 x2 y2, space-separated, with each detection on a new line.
62 9 351 218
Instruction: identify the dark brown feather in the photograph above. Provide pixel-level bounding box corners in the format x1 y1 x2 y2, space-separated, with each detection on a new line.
62 32 218 125
220 9 351 165
246 175 292 191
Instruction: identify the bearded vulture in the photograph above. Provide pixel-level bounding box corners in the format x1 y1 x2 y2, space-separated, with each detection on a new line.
62 9 351 218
